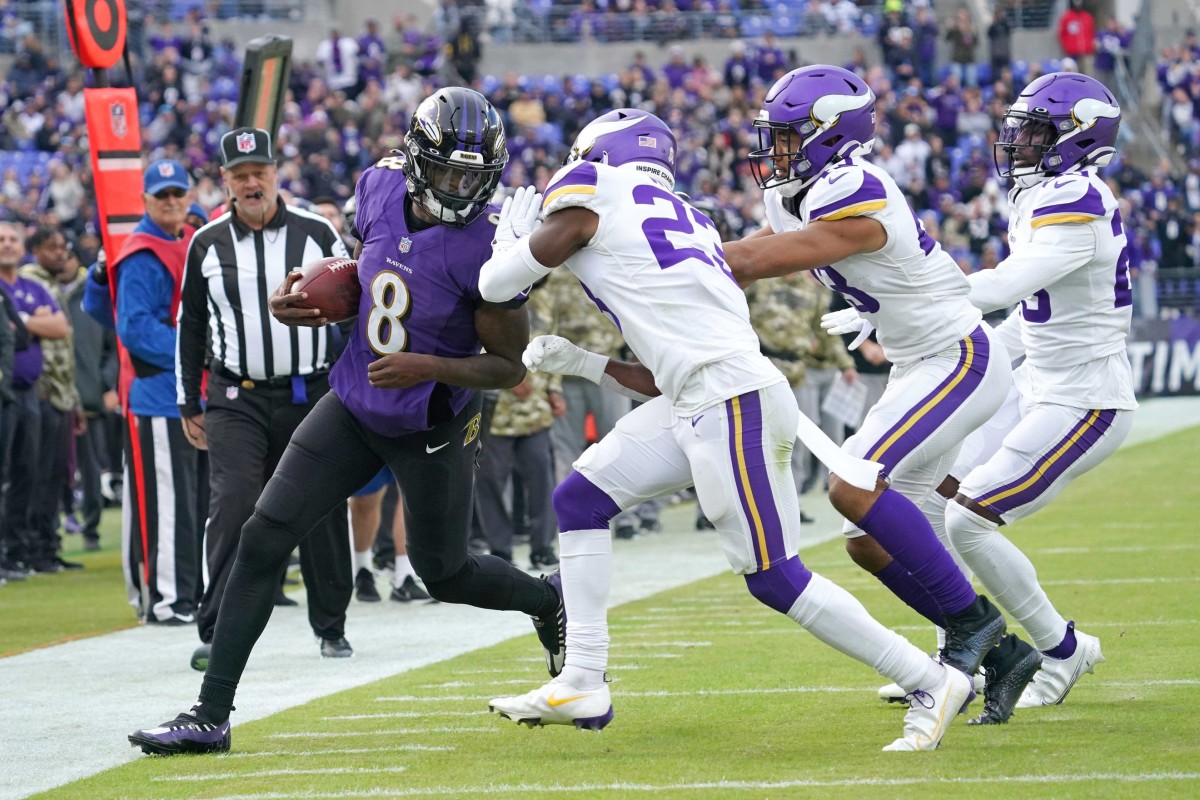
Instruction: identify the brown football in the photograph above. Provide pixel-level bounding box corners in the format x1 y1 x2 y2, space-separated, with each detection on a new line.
291 257 360 323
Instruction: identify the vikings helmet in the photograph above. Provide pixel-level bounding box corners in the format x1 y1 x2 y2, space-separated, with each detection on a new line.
750 65 877 196
994 72 1121 189
403 87 508 226
566 108 677 185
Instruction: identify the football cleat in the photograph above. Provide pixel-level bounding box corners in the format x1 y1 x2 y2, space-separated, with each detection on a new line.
128 712 231 755
882 667 972 752
531 571 566 677
355 568 382 603
190 643 211 672
390 575 431 602
941 595 1007 676
320 636 353 658
489 677 614 731
1016 625 1104 708
879 664 985 704
969 634 1043 725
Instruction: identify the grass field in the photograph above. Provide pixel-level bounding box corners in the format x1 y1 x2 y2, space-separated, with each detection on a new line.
20 427 1200 799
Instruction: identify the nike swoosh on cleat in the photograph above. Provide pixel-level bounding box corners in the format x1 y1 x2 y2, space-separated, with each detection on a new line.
546 691 587 707
425 442 449 453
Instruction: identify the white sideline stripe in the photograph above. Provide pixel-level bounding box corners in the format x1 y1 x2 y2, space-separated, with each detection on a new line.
1035 544 1200 555
220 746 453 757
418 680 536 688
200 772 1200 799
155 767 408 782
322 711 489 720
269 727 497 738
841 576 1200 589
891 620 1199 632
612 641 713 648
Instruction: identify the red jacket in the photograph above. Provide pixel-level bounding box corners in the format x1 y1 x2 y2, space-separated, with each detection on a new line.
1058 9 1095 57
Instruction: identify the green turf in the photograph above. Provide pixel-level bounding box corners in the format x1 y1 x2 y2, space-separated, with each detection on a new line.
0 509 137 656
33 428 1200 798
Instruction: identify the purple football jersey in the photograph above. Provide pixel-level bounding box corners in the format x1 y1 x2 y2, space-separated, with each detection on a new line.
330 162 509 437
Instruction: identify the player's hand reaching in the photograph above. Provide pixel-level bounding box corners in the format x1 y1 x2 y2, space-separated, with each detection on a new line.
522 335 607 383
269 272 326 328
820 307 875 351
493 186 543 250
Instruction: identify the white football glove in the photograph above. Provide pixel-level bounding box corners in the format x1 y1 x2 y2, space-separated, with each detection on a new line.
820 307 876 351
522 335 607 383
493 186 543 250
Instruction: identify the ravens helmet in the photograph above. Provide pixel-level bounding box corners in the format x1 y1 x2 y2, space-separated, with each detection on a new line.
403 87 508 226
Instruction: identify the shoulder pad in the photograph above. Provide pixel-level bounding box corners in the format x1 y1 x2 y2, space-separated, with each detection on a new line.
1030 175 1107 229
806 165 888 222
542 161 601 216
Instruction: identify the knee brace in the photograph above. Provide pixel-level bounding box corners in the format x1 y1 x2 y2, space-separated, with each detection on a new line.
744 556 814 615
552 471 621 532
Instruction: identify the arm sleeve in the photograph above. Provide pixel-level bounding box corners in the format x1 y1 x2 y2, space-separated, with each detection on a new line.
967 222 1097 313
176 235 211 415
81 264 115 330
116 252 177 370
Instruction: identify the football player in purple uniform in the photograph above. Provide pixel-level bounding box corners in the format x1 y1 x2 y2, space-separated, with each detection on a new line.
129 87 565 756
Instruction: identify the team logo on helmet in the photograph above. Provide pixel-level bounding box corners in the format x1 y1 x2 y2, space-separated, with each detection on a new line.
414 98 442 146
236 132 256 153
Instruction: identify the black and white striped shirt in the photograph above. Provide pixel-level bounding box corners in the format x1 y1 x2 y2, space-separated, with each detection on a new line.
176 200 349 415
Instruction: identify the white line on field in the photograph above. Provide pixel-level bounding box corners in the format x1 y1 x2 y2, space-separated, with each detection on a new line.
268 727 497 738
199 771 1200 799
417 680 538 689
219 746 454 758
611 641 712 648
1034 544 1200 555
322 711 488 720
154 767 408 782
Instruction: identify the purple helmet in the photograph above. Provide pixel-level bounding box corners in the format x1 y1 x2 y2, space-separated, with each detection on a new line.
994 72 1121 188
566 108 677 184
750 65 877 196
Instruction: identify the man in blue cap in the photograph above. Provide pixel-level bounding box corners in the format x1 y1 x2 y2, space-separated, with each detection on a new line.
100 158 204 625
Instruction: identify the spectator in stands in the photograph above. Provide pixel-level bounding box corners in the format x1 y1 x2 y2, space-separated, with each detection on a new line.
315 29 359 95
445 16 483 86
945 7 980 87
357 19 386 87
754 31 786 86
987 2 1013 78
1094 16 1129 88
1058 0 1095 74
914 7 940 87
724 40 753 91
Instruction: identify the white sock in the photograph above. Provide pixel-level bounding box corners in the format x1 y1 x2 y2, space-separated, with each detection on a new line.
394 554 415 582
353 550 373 574
558 528 611 690
788 573 945 692
946 501 1067 651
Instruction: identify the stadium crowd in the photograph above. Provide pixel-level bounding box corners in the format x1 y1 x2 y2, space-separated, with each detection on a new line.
0 0 1197 584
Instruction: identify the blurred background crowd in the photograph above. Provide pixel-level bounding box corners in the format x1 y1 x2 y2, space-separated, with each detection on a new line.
0 0 1197 581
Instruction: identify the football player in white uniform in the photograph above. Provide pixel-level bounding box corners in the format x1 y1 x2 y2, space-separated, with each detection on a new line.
478 109 973 751
948 72 1135 714
723 65 1024 686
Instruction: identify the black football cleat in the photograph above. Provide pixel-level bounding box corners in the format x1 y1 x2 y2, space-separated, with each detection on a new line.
389 575 431 602
969 634 1043 725
355 568 382 602
531 571 566 677
320 636 353 658
941 595 1007 676
129 712 230 756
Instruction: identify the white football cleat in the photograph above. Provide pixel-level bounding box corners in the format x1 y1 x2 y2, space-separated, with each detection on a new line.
489 677 614 731
882 667 972 752
1016 629 1104 708
880 669 984 704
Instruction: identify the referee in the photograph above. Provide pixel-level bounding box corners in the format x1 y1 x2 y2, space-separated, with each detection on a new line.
176 127 353 669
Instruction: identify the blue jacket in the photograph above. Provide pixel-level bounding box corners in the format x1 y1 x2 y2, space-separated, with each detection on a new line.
115 217 184 418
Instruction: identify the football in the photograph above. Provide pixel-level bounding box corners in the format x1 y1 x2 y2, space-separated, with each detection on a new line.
291 256 360 323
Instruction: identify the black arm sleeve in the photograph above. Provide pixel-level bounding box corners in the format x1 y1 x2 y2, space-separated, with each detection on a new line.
176 234 211 416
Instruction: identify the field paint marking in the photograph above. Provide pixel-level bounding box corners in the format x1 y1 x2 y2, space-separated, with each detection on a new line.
322 711 489 721
155 766 409 782
417 680 540 689
841 576 1200 590
268 727 497 738
201 771 1200 799
611 641 713 648
220 746 453 758
612 619 767 628
1035 544 1200 555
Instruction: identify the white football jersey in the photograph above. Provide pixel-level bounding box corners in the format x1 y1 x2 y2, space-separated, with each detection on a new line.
763 159 982 365
998 171 1137 410
543 160 782 414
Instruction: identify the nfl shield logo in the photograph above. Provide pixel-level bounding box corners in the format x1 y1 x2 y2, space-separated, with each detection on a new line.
398 237 412 253
109 103 127 138
158 162 175 178
226 386 239 400
236 132 256 153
